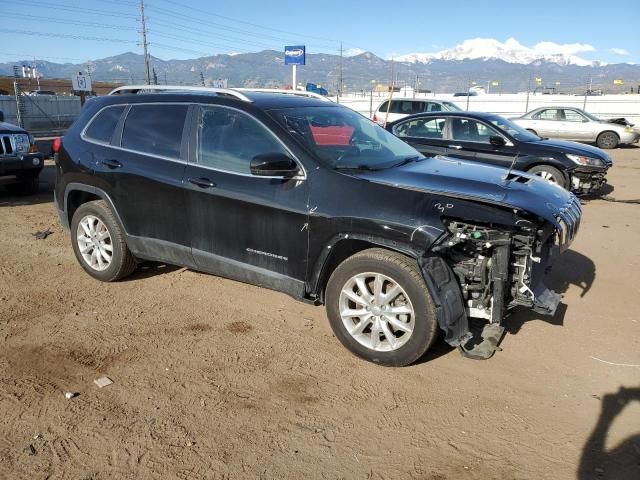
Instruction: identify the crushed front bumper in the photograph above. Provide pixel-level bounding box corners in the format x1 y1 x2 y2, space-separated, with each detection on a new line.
569 167 609 195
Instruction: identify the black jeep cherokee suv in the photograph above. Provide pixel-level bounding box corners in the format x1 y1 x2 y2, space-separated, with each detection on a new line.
54 86 581 366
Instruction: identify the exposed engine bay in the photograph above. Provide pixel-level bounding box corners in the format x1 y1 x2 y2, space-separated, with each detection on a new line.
425 218 562 359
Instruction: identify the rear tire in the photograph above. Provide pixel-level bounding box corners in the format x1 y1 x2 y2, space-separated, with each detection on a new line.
6 176 39 196
596 131 619 149
528 164 567 189
70 200 137 282
325 248 439 367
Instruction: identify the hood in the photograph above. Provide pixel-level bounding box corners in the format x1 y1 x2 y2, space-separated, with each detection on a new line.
0 121 27 134
530 138 612 165
355 155 574 228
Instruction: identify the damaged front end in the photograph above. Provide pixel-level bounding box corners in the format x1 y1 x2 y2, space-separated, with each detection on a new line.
570 168 609 195
420 196 581 359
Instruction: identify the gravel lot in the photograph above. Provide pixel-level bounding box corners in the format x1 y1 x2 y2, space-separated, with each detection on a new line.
1 148 639 479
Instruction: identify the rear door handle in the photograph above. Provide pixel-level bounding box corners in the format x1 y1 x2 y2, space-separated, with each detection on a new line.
448 145 463 150
188 177 216 189
101 159 122 169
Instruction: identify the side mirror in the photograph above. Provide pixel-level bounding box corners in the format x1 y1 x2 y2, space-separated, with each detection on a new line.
490 135 506 147
250 152 299 178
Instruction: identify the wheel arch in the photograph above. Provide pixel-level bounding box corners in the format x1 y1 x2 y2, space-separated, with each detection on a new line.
64 183 127 235
308 234 421 303
524 160 570 188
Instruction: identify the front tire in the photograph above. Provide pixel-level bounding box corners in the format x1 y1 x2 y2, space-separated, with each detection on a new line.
596 131 619 149
528 164 567 189
325 248 439 367
70 200 137 282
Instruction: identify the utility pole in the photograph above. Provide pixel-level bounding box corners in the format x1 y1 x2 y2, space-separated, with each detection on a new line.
199 71 205 87
139 0 151 85
338 42 344 100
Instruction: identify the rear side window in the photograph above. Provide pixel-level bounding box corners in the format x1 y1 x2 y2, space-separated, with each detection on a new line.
532 109 559 120
84 105 125 144
121 104 188 158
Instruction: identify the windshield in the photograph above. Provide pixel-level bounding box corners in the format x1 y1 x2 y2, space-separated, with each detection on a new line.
580 110 601 122
443 101 463 111
487 115 540 142
269 105 422 169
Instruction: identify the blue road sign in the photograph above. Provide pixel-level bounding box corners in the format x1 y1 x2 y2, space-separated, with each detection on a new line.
284 45 306 66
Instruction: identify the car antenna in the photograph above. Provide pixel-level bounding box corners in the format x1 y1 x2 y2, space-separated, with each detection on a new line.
503 151 520 183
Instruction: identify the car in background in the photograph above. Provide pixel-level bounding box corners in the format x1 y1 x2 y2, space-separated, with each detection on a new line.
373 98 462 125
0 120 44 195
512 107 639 149
387 111 612 195
27 90 57 96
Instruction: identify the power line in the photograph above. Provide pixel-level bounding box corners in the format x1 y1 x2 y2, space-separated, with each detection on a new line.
153 0 337 44
1 12 137 31
3 0 138 19
146 4 338 51
0 29 136 44
148 19 288 51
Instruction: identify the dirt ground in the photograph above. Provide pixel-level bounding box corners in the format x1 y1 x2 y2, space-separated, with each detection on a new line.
1 148 639 480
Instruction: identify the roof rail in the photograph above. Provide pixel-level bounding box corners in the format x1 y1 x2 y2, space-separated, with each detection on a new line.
108 85 253 102
235 88 332 102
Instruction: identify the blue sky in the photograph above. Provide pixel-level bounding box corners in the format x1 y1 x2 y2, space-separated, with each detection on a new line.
1 0 638 64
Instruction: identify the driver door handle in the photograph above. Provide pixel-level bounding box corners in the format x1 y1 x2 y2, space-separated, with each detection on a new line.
101 159 122 169
188 177 216 189
448 145 463 150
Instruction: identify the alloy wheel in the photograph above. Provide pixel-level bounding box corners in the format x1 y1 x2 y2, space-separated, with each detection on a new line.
338 272 415 352
76 215 113 271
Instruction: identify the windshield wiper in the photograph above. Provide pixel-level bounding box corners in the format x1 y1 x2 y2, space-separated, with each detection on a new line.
334 164 382 171
389 155 424 168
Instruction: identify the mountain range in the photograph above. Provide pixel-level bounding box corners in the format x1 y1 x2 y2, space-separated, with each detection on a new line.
2 47 638 94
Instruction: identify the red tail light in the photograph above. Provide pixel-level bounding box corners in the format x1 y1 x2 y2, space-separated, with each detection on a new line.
52 137 62 154
372 114 378 123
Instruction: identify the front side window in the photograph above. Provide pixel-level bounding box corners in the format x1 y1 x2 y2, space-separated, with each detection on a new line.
425 103 443 112
269 105 421 169
198 106 289 174
121 104 188 158
393 117 446 139
84 105 125 144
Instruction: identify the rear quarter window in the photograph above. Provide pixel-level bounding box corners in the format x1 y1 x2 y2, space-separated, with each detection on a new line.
121 104 189 158
84 105 126 144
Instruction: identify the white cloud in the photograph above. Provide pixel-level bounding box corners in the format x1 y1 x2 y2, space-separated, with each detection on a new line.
610 47 630 56
533 41 594 56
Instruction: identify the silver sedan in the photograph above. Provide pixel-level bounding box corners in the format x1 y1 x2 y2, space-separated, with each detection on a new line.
512 107 639 149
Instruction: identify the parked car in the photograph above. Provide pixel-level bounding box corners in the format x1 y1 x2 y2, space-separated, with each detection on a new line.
387 111 612 195
373 98 462 125
512 107 639 149
27 90 57 96
54 85 581 366
0 120 44 195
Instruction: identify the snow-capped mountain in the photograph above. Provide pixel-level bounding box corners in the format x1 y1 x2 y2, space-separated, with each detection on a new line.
396 38 598 66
